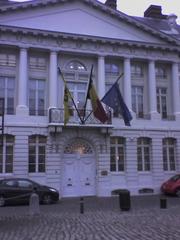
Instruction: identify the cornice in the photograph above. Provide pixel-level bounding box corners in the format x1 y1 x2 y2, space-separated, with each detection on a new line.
0 24 179 53
0 25 179 62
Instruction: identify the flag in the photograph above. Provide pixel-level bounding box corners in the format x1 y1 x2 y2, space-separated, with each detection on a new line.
86 72 108 123
101 82 132 126
63 84 71 125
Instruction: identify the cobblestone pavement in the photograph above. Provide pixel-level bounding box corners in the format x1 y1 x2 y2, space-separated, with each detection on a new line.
0 195 180 240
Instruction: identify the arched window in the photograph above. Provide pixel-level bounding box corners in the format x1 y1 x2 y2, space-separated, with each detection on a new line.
28 135 46 173
64 139 93 154
63 61 88 117
137 137 151 171
162 138 176 171
66 61 86 71
0 134 14 173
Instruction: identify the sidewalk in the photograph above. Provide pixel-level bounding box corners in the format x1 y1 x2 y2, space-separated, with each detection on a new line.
0 195 180 240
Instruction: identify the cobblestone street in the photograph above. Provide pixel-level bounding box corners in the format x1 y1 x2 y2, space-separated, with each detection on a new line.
0 195 180 240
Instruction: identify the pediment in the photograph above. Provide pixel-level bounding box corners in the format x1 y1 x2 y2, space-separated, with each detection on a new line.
0 1 171 45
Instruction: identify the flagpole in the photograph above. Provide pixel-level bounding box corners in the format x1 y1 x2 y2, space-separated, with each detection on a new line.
82 64 93 122
58 67 84 124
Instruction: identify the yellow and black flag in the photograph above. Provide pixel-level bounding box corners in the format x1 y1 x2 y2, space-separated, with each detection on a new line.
63 84 72 125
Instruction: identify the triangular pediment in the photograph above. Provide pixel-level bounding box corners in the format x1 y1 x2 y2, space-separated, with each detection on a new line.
0 0 174 45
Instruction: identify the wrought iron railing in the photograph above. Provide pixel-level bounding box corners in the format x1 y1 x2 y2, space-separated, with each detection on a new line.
49 108 112 125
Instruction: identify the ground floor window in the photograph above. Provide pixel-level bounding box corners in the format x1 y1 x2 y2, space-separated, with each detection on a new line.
28 135 46 173
0 135 14 173
137 137 151 171
163 138 176 171
110 137 125 172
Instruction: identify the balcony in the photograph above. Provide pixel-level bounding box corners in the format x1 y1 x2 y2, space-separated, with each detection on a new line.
49 108 112 127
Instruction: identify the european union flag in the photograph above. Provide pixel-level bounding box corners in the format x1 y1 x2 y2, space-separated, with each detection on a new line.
101 82 132 126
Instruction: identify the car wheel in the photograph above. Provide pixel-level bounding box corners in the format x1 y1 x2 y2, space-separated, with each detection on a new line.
176 188 180 197
0 196 5 207
42 195 52 205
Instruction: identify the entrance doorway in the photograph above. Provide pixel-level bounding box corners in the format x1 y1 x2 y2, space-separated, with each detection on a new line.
62 139 96 197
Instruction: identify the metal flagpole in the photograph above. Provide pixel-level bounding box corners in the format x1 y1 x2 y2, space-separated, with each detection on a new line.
0 98 4 149
58 67 84 124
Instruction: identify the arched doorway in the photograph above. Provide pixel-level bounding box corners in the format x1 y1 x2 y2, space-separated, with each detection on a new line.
62 138 96 197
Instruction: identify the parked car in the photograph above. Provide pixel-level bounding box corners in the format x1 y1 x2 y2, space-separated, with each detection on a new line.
0 178 59 207
161 174 180 197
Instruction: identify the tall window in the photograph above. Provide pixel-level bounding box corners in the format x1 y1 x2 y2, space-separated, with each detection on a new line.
0 53 16 67
110 137 125 172
132 86 144 118
155 66 167 79
0 77 15 114
137 137 151 171
0 135 14 173
157 87 167 119
28 135 46 173
64 61 88 116
105 63 120 77
29 79 46 116
131 63 144 77
163 138 176 171
29 56 46 70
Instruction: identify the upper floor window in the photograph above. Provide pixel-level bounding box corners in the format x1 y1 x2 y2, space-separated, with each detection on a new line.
0 53 16 67
0 135 14 173
132 86 144 118
157 87 167 119
28 135 46 173
0 76 15 114
29 79 46 116
162 138 176 171
66 61 86 71
155 66 167 79
29 57 46 70
105 63 120 77
131 63 144 77
110 137 125 172
137 137 151 171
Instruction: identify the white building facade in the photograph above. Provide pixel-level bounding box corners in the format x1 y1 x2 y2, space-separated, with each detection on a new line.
0 0 180 197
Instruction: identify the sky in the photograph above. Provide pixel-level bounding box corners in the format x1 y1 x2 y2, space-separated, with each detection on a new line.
9 0 180 24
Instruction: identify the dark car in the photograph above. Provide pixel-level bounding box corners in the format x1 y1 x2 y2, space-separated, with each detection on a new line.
161 174 180 197
0 178 59 207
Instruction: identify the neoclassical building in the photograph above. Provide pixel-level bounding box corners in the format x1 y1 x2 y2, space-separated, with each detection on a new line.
0 0 180 197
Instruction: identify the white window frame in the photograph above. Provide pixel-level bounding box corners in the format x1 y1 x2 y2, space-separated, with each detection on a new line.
0 76 15 114
110 137 125 172
137 137 151 172
0 135 14 174
132 86 144 118
163 138 176 171
29 78 46 116
28 135 46 173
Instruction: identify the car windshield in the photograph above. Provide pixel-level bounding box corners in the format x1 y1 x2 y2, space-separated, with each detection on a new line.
170 175 180 181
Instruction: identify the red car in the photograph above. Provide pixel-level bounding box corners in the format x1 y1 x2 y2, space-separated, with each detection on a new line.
161 174 180 197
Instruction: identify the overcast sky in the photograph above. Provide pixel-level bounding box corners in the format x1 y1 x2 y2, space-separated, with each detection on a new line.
99 0 180 23
10 0 180 24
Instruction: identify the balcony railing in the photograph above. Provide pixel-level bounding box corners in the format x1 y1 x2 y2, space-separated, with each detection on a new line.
49 108 112 126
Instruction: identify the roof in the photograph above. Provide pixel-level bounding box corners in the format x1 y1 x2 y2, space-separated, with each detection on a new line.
133 16 180 40
0 0 180 45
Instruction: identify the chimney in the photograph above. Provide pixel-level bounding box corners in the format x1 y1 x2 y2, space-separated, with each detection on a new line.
144 5 167 19
167 14 177 28
105 0 117 10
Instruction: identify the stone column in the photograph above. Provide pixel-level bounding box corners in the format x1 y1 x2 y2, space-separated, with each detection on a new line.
97 55 105 99
49 51 58 108
148 59 159 119
172 62 180 118
16 47 28 115
123 57 132 111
